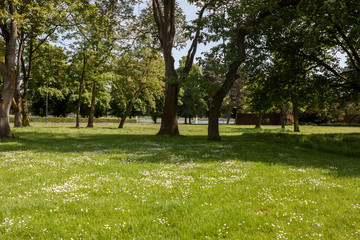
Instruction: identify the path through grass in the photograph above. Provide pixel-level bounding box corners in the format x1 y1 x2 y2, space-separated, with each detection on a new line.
1 124 360 239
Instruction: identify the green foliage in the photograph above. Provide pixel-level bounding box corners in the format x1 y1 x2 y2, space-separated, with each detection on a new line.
29 43 72 117
177 61 208 119
110 50 165 118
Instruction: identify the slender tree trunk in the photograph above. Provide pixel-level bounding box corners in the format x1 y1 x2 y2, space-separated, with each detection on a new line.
0 2 17 138
87 81 97 128
13 33 24 128
226 106 233 124
76 54 87 129
189 117 192 124
119 88 143 129
280 105 286 129
13 96 22 127
235 107 239 125
293 103 300 132
184 117 187 124
20 35 34 127
21 88 30 126
255 111 262 129
12 98 21 126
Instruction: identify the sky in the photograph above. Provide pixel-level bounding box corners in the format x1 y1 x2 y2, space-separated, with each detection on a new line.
159 1 218 68
173 1 223 68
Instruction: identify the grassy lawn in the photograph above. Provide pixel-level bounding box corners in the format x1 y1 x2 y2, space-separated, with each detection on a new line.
1 124 360 239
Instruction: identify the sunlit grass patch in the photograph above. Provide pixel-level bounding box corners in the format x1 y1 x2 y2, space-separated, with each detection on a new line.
1 124 360 239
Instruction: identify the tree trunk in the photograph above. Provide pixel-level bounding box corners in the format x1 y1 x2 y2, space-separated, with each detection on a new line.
156 49 179 135
157 82 179 135
87 81 97 128
208 100 222 141
207 30 247 141
189 117 192 124
21 91 30 126
119 88 143 129
76 54 87 129
226 106 233 124
0 2 17 138
280 105 286 129
184 117 187 124
152 1 209 136
20 34 34 127
293 103 300 132
12 97 21 127
255 111 262 129
13 33 24 128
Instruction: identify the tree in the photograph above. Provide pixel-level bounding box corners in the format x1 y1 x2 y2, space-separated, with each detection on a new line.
178 61 207 124
152 0 210 136
29 43 71 117
200 0 301 140
67 0 135 128
18 0 71 126
112 50 164 128
0 0 17 138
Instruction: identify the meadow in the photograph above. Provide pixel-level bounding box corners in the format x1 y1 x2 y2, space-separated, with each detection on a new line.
1 123 360 239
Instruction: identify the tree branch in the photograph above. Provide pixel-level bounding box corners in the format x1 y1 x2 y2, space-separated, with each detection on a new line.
183 1 212 74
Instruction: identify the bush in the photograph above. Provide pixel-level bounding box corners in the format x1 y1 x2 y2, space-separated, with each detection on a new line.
262 118 271 125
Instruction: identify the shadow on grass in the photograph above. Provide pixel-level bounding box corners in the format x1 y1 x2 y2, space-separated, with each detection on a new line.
1 128 360 178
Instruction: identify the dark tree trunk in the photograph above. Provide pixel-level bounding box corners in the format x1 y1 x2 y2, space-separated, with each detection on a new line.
153 0 209 136
189 117 192 124
0 1 17 138
280 105 286 129
184 117 187 124
157 82 179 135
226 106 233 124
207 30 247 141
21 91 30 126
76 54 87 129
293 103 300 132
12 97 21 127
87 81 97 128
208 100 223 141
119 89 142 129
255 111 262 129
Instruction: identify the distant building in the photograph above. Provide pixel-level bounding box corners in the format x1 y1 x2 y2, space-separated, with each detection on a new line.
236 113 293 125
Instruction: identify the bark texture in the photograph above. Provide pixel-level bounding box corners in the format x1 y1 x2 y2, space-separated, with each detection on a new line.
207 30 247 141
76 54 87 129
280 105 286 129
152 0 210 136
255 111 262 129
293 103 300 132
87 81 97 128
0 1 17 138
13 33 24 127
118 88 143 129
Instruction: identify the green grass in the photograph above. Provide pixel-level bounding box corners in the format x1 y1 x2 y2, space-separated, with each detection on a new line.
1 124 360 239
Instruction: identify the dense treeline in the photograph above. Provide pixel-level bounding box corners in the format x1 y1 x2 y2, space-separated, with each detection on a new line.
1 0 359 140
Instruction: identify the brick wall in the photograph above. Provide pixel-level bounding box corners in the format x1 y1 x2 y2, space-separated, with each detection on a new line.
236 113 293 125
